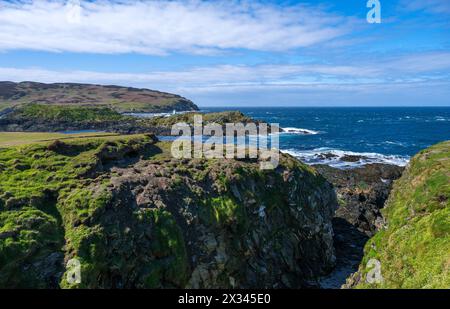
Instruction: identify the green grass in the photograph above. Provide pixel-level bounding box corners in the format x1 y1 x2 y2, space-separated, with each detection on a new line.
354 141 450 289
16 104 127 122
0 132 118 148
0 134 153 198
0 134 183 288
145 110 252 127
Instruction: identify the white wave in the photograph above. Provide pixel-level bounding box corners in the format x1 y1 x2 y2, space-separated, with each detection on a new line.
281 127 321 135
435 116 448 122
123 111 189 118
383 141 407 147
281 147 410 169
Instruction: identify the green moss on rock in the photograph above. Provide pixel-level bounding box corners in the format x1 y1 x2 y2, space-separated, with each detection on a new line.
0 134 337 289
0 134 160 288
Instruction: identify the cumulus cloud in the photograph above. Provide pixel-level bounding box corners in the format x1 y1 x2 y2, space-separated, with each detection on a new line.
0 0 353 55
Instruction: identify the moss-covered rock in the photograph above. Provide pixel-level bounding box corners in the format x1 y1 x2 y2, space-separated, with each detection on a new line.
346 141 450 288
0 135 337 288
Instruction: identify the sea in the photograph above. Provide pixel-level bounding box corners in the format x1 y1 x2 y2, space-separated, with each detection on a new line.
201 107 450 168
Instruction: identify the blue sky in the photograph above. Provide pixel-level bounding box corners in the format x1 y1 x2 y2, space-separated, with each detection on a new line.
0 0 449 106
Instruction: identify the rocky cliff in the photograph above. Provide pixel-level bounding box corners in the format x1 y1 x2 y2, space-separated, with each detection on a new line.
0 81 198 113
0 135 337 288
345 141 450 288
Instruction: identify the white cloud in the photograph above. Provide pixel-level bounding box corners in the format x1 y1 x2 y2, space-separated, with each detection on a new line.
0 64 389 92
401 0 450 15
2 51 450 106
2 51 449 94
0 0 352 55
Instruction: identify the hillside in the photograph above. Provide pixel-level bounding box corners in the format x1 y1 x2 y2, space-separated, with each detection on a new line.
0 134 337 288
0 81 198 113
0 104 255 135
345 141 450 288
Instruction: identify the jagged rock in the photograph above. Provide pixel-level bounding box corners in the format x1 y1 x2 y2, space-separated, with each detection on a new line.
314 163 404 236
340 155 369 162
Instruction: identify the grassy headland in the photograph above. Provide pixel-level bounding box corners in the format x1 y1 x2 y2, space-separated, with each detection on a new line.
0 103 261 135
348 141 450 288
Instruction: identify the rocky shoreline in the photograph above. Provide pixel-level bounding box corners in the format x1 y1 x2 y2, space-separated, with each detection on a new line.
0 128 447 288
0 81 447 289
0 112 409 288
0 105 277 136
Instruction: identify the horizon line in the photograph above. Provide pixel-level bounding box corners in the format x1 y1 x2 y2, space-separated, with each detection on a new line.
198 105 450 108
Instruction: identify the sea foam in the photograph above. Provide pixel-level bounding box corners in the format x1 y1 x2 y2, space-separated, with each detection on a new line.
281 148 410 169
281 127 321 135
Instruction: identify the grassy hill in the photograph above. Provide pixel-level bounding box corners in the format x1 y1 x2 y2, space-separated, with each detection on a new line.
0 81 198 113
347 141 450 288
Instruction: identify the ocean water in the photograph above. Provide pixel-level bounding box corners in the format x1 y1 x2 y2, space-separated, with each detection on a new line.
202 107 450 168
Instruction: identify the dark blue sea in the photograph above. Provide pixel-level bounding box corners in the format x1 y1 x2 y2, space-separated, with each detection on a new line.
202 107 450 168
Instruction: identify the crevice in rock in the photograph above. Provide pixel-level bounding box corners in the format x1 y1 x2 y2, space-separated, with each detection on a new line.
315 163 404 288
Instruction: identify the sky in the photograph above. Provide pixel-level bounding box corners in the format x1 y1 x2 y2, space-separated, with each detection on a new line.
0 0 449 107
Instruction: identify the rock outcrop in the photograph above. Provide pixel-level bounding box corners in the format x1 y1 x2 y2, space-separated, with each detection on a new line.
0 135 337 288
314 164 404 236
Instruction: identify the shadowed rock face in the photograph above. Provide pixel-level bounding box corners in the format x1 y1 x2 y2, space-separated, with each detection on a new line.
93 156 337 289
315 163 404 288
0 136 338 288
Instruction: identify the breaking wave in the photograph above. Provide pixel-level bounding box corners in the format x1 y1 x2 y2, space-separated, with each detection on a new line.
281 148 410 169
281 127 321 135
